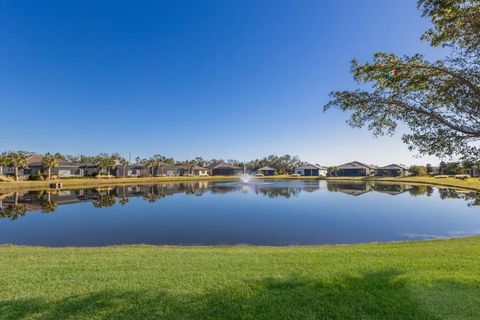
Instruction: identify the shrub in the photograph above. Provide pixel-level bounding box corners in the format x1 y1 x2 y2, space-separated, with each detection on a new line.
28 173 45 181
95 174 115 179
409 165 428 176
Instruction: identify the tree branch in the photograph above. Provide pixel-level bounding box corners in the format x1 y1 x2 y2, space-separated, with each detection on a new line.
386 98 480 137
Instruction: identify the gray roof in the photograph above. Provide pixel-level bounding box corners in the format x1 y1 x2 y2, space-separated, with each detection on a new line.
338 161 374 170
213 162 241 170
258 166 276 171
158 164 188 171
296 163 327 170
192 165 207 170
116 164 145 169
377 164 409 170
28 161 88 168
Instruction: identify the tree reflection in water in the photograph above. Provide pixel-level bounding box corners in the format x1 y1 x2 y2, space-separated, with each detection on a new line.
0 204 27 220
0 181 478 221
93 195 116 208
41 200 58 214
438 188 480 207
408 185 434 197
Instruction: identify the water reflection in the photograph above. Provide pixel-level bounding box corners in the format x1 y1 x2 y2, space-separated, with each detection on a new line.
1 181 479 220
1 180 480 246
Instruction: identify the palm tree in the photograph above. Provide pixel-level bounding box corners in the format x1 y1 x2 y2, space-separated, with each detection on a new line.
94 154 116 177
146 159 156 177
152 155 166 176
41 153 59 180
0 152 8 176
107 156 117 177
118 158 129 178
6 152 28 181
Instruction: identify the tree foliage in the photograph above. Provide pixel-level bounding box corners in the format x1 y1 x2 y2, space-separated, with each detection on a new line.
93 154 117 176
5 152 28 181
246 154 303 174
41 153 60 180
419 0 480 52
325 0 480 161
409 165 428 176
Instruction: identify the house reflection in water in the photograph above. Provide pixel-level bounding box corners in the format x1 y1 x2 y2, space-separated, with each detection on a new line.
327 181 431 197
1 180 479 221
372 183 414 196
1 180 319 217
327 181 374 196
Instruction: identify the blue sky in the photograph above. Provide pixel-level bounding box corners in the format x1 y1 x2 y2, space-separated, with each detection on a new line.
0 0 446 165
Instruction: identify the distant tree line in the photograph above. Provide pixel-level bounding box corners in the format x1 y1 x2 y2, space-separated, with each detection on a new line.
0 151 309 180
2 150 478 181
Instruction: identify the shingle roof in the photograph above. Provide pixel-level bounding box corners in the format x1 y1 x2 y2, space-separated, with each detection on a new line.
338 161 374 170
26 154 44 165
116 164 145 169
28 160 87 168
213 162 241 170
296 163 327 170
378 164 408 170
258 166 276 171
158 164 187 171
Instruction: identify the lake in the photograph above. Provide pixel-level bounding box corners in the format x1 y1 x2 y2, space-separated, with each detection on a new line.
0 180 479 246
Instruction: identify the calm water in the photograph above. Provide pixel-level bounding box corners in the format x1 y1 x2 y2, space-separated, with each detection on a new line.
0 180 479 246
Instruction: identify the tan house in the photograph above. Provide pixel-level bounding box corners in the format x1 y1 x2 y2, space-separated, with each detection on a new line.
191 165 209 176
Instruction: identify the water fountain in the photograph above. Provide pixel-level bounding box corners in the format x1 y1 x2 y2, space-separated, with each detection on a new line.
240 163 253 184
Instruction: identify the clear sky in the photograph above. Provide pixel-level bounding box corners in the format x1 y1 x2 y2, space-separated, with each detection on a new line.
0 0 446 166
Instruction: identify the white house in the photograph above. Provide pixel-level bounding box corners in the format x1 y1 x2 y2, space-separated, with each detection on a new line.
295 163 327 176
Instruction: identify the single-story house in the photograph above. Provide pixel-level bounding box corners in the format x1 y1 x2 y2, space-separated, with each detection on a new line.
153 164 189 177
294 164 327 176
256 166 277 176
2 153 44 177
28 161 86 178
115 164 146 178
80 164 101 177
191 165 209 176
211 162 243 176
375 164 410 177
336 161 374 176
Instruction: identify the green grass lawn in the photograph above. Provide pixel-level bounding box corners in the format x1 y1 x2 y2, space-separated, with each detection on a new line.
1 237 480 320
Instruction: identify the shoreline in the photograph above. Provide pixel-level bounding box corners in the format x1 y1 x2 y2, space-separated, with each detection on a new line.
326 176 480 192
2 234 479 250
0 175 479 192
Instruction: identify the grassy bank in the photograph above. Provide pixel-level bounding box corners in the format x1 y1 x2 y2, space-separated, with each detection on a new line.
1 175 479 192
0 176 238 192
0 175 319 192
1 237 479 319
328 176 480 192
